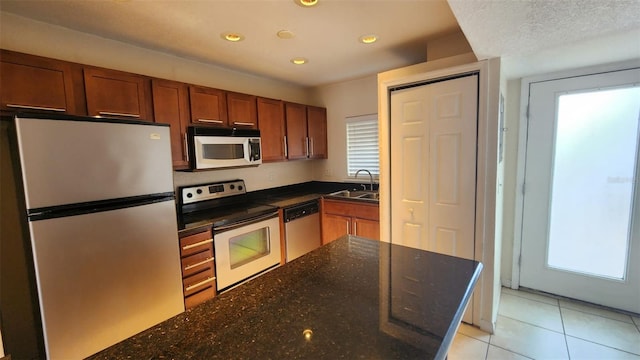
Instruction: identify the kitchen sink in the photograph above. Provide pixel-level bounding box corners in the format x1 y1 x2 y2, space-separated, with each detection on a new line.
328 190 379 202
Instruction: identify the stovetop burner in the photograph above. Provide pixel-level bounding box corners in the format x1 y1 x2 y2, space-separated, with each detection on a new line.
177 179 278 231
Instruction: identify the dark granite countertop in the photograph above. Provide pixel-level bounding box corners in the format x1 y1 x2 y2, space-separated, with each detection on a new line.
89 235 482 360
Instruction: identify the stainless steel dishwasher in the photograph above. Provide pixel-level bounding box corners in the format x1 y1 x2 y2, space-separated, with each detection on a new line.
283 199 321 262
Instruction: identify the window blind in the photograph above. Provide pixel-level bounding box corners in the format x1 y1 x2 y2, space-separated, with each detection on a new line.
346 114 379 177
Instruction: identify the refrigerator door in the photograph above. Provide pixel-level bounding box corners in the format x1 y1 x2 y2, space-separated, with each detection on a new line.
15 116 174 209
29 199 184 360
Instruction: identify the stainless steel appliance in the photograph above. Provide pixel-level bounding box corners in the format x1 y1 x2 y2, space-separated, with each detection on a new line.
187 127 262 170
0 114 185 359
283 200 321 261
177 180 281 291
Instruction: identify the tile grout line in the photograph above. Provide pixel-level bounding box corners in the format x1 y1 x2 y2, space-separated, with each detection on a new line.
559 306 572 359
498 314 565 335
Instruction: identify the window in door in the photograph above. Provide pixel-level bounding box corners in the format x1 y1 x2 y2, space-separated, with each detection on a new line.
547 86 640 280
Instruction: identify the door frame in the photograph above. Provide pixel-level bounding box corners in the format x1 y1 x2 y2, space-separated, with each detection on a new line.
512 59 640 290
378 57 501 333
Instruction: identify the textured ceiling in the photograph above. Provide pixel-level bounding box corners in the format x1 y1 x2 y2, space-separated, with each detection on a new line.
0 0 460 87
448 0 640 76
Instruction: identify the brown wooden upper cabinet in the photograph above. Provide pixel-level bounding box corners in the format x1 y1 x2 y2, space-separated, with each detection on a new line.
188 85 228 127
84 67 152 121
257 97 286 162
1 50 78 114
227 92 257 129
307 105 328 159
151 79 191 169
285 102 328 160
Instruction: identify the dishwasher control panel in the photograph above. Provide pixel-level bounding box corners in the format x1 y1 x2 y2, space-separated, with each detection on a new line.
283 200 319 223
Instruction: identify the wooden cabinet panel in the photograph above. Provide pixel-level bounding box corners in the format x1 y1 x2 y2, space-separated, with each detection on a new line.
227 92 257 129
189 85 228 126
307 105 328 159
354 218 380 241
84 67 151 120
257 97 286 162
284 102 308 160
151 79 190 169
179 230 213 257
322 213 351 245
1 50 77 114
322 198 380 244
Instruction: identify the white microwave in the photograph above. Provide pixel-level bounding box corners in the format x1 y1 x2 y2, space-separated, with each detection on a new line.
187 127 262 170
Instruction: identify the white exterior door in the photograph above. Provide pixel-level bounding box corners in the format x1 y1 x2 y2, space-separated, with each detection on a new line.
520 67 640 313
390 74 478 322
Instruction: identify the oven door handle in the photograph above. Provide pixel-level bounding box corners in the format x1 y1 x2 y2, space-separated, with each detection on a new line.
214 210 279 232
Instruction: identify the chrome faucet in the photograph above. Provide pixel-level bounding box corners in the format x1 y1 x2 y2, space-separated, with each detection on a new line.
355 169 374 191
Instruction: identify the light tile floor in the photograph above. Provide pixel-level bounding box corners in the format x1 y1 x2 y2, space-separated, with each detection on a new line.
449 287 640 359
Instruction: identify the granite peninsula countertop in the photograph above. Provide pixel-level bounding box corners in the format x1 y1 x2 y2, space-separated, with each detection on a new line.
89 236 482 360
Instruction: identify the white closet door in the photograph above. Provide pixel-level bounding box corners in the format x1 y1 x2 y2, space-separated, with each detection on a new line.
390 74 478 322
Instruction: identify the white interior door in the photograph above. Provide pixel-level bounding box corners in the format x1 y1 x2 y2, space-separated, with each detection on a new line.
520 68 640 313
390 74 478 322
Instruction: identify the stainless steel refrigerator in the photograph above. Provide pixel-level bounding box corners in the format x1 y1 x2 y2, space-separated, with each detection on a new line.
1 114 185 359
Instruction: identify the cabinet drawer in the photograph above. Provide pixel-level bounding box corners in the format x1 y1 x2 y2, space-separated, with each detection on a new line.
184 287 215 309
323 199 379 221
179 230 213 257
181 248 214 278
183 267 215 297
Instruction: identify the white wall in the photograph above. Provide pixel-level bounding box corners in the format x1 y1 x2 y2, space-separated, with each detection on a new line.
310 76 378 182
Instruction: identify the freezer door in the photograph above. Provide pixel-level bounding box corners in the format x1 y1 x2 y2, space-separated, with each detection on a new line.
15 117 174 209
28 200 184 359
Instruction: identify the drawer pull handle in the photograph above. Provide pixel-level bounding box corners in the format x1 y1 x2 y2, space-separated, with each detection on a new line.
185 276 215 291
197 118 223 124
98 111 140 118
233 121 255 126
6 104 66 112
184 257 214 271
283 136 288 158
182 239 213 251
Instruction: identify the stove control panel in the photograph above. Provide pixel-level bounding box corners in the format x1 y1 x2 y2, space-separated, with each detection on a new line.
180 179 246 204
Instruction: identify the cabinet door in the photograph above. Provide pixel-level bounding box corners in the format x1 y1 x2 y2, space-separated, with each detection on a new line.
307 105 328 159
151 79 190 169
84 67 151 120
1 50 77 114
257 97 286 162
353 218 380 241
189 85 228 127
322 213 351 245
227 92 257 129
284 102 308 159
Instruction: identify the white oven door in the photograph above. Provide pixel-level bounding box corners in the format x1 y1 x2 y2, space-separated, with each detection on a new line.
214 215 281 290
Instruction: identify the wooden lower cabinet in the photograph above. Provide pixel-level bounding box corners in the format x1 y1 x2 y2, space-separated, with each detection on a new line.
321 198 380 244
179 229 216 309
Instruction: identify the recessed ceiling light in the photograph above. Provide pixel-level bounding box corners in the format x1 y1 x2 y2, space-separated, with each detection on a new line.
294 0 318 7
290 57 308 65
277 30 296 39
221 32 245 42
359 34 378 44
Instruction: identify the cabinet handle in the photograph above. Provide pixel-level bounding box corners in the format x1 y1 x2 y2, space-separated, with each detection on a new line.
183 133 189 162
233 121 255 126
309 137 314 157
197 118 223 124
184 257 214 271
353 221 357 235
283 136 288 158
185 276 216 291
182 238 213 251
98 111 140 118
305 137 310 157
6 104 66 112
